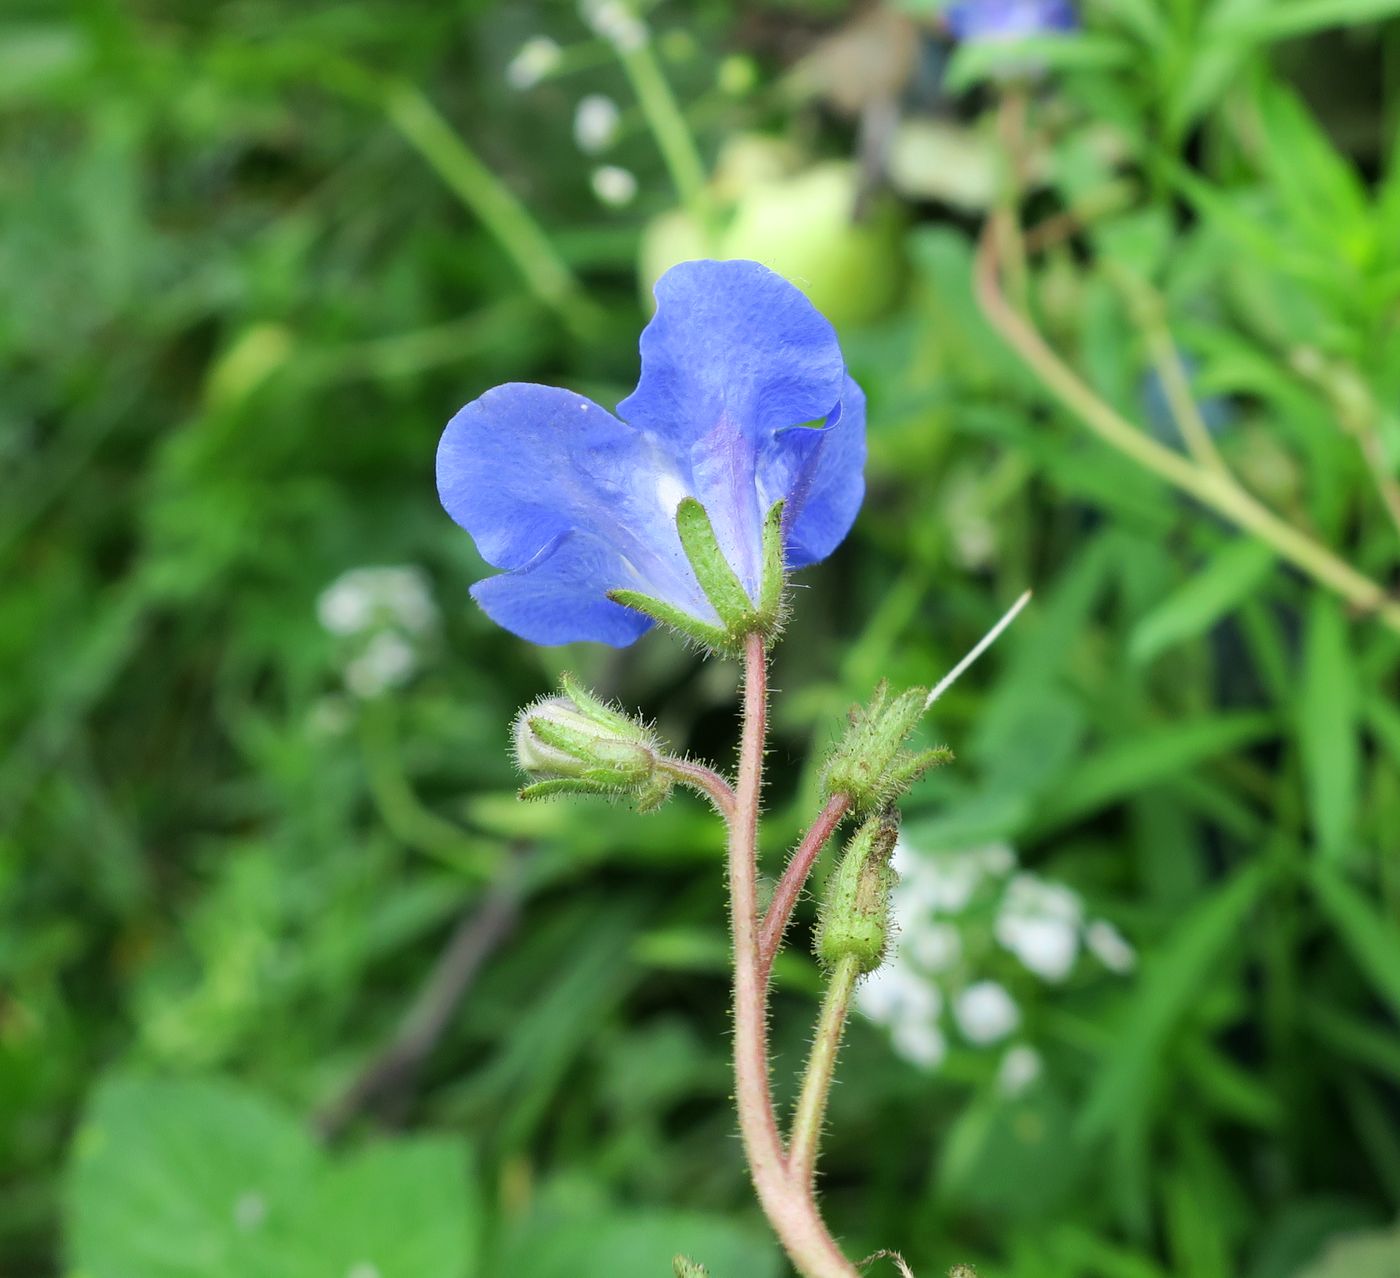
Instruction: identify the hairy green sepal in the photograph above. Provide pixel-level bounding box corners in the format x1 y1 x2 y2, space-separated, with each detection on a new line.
821 680 953 815
815 812 900 974
608 499 787 657
512 674 673 811
673 1257 709 1277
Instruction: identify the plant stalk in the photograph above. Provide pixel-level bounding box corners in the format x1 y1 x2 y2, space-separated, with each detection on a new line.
788 953 860 1189
730 634 859 1278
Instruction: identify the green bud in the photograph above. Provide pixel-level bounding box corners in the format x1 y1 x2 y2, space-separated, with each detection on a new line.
512 675 673 811
609 499 787 657
821 680 953 815
815 812 900 974
673 1257 709 1277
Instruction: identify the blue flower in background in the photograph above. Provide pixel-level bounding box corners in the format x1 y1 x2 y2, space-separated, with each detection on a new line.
437 260 866 647
945 0 1077 41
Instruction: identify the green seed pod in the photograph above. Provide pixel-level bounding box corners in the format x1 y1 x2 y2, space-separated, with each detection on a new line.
815 812 900 974
512 675 673 811
821 680 953 815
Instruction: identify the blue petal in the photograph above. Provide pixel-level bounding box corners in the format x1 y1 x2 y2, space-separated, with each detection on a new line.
620 260 847 446
760 376 868 570
618 260 848 592
471 531 654 647
946 0 1077 40
438 382 714 643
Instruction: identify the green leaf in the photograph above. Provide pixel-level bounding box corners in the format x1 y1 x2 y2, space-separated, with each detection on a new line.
1210 0 1400 42
945 33 1134 94
1078 859 1271 1142
66 1075 479 1278
1296 1223 1400 1278
285 1139 477 1278
497 1206 782 1278
1299 598 1360 861
67 1075 317 1278
1033 713 1275 835
1128 540 1276 665
1310 864 1400 1021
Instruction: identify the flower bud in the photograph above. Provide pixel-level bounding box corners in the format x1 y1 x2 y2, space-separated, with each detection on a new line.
821 681 953 815
815 812 900 974
511 674 673 811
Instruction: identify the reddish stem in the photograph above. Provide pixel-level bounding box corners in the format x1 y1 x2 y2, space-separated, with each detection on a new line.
729 633 858 1278
758 792 850 985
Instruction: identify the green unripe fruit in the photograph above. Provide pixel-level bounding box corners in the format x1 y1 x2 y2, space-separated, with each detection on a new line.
815 813 900 974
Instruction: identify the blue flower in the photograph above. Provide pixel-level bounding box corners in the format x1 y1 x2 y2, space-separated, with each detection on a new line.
945 0 1077 42
436 259 867 647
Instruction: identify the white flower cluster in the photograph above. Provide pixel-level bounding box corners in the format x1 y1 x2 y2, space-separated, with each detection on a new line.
855 837 1135 1091
316 566 438 699
579 0 648 51
506 36 563 90
591 164 638 207
574 94 621 153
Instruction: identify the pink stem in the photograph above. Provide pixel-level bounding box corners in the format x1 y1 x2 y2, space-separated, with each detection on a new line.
659 755 737 821
729 634 859 1278
758 793 850 986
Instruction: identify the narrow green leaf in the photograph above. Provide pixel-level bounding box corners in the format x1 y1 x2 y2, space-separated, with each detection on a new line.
1129 540 1276 665
1034 714 1274 835
1078 860 1271 1141
1299 598 1359 861
1310 864 1400 1021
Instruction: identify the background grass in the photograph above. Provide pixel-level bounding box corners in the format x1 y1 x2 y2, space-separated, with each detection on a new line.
5 2 1400 1275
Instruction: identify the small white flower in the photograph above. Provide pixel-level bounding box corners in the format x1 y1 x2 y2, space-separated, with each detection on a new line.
995 872 1083 983
233 1190 267 1232
891 1016 948 1069
857 962 941 1026
1086 919 1136 974
574 94 620 153
317 566 437 638
995 913 1079 983
579 0 648 51
954 980 1019 1045
896 846 983 916
997 1044 1042 1097
307 695 352 738
344 630 417 699
977 842 1017 877
506 36 562 90
591 165 638 207
906 920 962 973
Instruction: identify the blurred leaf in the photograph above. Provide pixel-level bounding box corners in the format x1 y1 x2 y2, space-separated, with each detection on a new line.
1295 1222 1400 1278
946 33 1134 94
495 1205 782 1278
1078 859 1271 1142
1310 864 1400 1021
67 1074 478 1278
1128 540 1276 665
1299 599 1360 861
1211 0 1400 41
1033 713 1274 834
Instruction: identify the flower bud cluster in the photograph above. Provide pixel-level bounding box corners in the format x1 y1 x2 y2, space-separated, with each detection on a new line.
821 681 952 814
512 673 672 811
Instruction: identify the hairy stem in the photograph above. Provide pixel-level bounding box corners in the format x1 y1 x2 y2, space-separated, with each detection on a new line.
758 793 850 984
730 634 859 1278
788 954 860 1189
658 755 737 821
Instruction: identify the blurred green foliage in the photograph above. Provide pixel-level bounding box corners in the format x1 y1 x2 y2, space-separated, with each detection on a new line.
5 1 1400 1275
